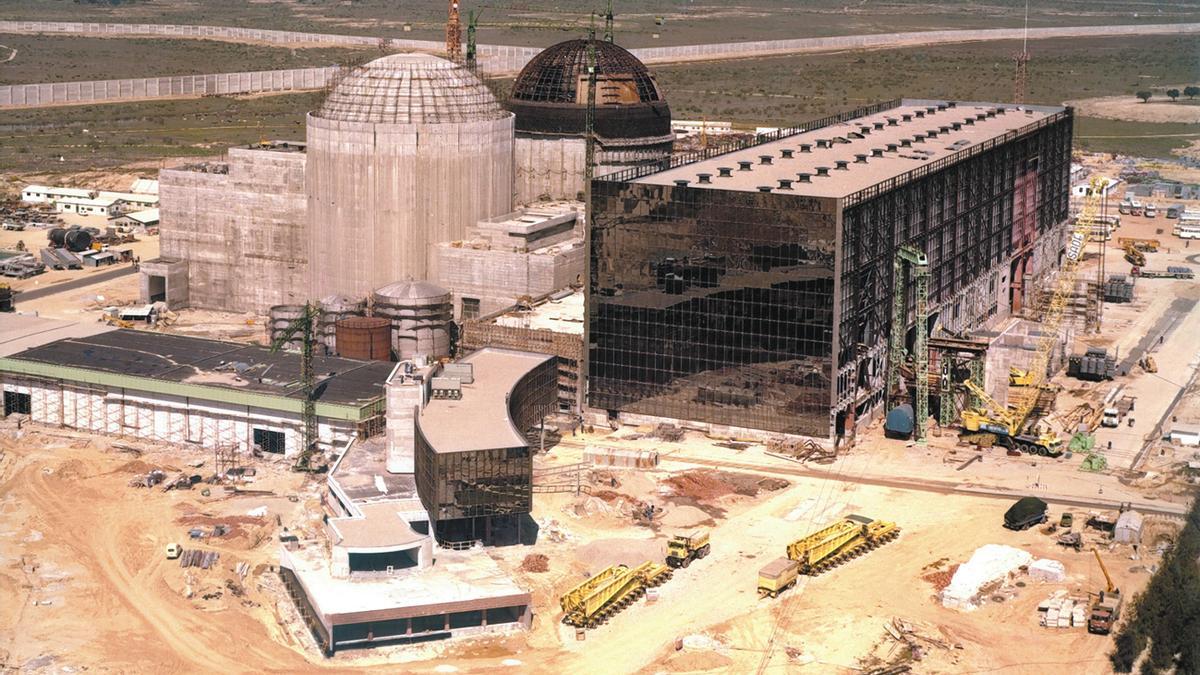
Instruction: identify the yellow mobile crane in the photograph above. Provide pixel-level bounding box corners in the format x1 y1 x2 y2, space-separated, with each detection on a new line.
960 177 1109 458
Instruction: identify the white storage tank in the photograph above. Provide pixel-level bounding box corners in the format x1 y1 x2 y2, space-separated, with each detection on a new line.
372 281 453 361
306 53 515 299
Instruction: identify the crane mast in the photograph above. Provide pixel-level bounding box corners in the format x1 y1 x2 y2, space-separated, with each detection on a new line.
270 301 320 472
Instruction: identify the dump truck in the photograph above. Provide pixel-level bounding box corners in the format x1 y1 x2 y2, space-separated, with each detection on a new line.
666 530 710 568
559 562 672 628
757 557 799 598
786 515 899 575
1088 549 1123 635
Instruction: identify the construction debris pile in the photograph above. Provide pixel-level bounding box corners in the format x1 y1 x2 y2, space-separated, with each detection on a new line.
765 437 838 464
178 549 220 570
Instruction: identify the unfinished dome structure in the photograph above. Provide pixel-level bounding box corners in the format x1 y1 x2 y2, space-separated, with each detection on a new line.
506 39 673 204
306 53 515 299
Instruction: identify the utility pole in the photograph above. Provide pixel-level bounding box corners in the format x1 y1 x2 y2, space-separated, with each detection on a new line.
466 8 480 70
446 0 462 62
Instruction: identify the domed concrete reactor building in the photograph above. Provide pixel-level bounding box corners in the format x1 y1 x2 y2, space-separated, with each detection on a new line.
507 38 673 204
307 53 514 299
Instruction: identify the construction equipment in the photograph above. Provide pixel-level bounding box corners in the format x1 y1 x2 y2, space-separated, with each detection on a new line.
1088 548 1123 635
270 301 322 472
786 515 899 576
757 558 799 598
1009 366 1035 386
960 379 1063 456
1117 237 1159 252
1003 496 1048 530
559 562 672 628
1131 265 1194 279
665 530 710 568
445 0 462 61
1123 243 1145 267
1057 531 1083 551
165 543 182 559
1139 355 1157 373
887 245 930 442
960 177 1108 457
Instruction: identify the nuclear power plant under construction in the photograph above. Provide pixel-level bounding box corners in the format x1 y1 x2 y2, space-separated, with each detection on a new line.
18 7 1200 662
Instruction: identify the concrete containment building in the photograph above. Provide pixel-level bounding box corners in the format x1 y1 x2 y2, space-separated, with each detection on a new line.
586 100 1073 441
306 53 514 299
507 39 673 204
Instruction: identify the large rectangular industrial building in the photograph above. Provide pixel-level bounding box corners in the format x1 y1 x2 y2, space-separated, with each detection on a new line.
586 99 1072 440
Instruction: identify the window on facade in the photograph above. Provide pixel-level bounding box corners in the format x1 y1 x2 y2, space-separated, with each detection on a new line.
3 391 31 416
252 428 286 454
461 298 481 321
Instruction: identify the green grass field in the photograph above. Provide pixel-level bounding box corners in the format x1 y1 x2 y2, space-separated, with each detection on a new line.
0 31 1196 177
3 0 1200 48
0 35 375 85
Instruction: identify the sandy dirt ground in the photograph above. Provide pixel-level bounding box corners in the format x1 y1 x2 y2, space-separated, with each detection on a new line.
1066 95 1200 125
1 414 1183 675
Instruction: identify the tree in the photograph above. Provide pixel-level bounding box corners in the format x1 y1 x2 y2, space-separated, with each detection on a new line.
1136 90 1153 103
1167 89 1180 102
1185 86 1200 100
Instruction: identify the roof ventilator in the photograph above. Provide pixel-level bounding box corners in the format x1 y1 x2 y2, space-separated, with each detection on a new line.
697 173 712 184
780 148 794 159
855 154 868 163
834 160 850 170
815 166 831 176
674 179 690 187
737 161 753 171
796 172 812 183
757 185 772 193
777 178 794 190
717 167 733 177
759 155 773 165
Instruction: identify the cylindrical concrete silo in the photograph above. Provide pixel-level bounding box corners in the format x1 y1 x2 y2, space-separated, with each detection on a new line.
268 304 305 350
306 53 515 299
372 281 452 361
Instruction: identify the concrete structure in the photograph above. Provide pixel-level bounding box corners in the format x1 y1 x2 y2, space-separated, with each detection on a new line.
459 290 585 412
306 53 514 299
372 281 453 361
280 433 529 655
150 143 308 312
0 317 391 455
587 100 1073 439
434 202 585 320
507 39 673 204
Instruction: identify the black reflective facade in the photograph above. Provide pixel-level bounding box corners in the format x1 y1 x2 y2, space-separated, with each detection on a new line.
587 184 837 437
587 101 1074 439
414 357 556 524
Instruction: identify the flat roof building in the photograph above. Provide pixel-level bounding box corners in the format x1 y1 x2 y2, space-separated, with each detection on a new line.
586 99 1073 440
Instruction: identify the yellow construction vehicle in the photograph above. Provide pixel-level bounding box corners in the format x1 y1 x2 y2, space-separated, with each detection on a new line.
785 515 899 575
559 562 672 628
1117 237 1159 252
1088 548 1123 635
1123 243 1146 267
960 177 1108 459
757 557 799 598
1139 355 1157 373
960 380 1063 457
1009 367 1035 386
665 530 710 568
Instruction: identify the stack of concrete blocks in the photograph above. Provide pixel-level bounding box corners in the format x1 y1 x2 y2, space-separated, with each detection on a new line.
154 147 308 312
385 365 434 474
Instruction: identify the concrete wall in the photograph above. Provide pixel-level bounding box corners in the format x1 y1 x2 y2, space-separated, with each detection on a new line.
435 243 585 320
0 66 339 108
2 375 357 455
159 148 308 313
514 136 586 205
305 113 515 299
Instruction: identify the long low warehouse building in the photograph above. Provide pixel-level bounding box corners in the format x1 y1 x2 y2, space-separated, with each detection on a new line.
0 317 392 454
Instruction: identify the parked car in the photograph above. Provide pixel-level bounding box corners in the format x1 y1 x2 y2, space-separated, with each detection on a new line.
1060 512 1074 529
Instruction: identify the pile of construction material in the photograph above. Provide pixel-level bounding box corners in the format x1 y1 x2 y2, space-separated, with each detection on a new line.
179 549 220 569
766 437 837 464
1068 347 1116 381
584 446 659 469
1038 590 1088 629
941 544 1033 611
1103 274 1135 303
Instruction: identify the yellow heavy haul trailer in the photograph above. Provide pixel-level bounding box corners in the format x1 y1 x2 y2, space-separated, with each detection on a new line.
560 562 673 628
786 515 899 575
